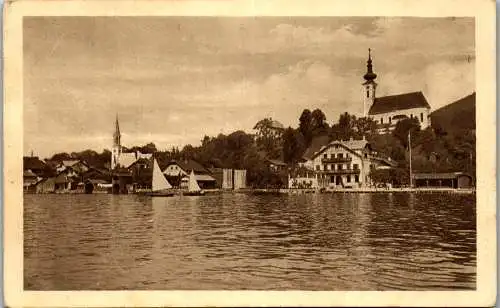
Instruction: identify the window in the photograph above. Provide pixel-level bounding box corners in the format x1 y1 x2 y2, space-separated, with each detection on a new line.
381 118 384 124
389 117 392 124
420 113 423 122
355 175 359 182
338 153 343 158
323 154 327 159
347 175 351 183
330 154 334 159
410 114 413 119
347 164 351 170
315 165 320 171
364 153 368 158
338 164 343 170
353 164 359 170
366 87 370 98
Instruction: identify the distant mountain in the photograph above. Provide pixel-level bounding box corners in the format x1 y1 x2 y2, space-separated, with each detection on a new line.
430 92 476 134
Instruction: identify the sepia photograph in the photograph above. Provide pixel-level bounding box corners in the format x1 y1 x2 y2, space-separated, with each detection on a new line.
4 0 496 307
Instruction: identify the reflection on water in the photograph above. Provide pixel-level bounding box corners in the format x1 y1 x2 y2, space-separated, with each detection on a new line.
24 193 476 290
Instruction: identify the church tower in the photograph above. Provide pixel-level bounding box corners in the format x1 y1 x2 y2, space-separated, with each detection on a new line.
111 114 121 170
362 48 377 117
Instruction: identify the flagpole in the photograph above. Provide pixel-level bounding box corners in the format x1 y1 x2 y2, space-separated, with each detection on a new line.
409 130 413 188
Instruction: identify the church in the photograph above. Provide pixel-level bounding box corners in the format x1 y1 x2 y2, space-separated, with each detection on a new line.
362 49 432 132
111 116 152 170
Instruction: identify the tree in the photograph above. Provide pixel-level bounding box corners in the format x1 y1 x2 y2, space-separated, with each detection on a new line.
282 127 306 164
393 118 421 148
253 118 282 154
299 109 313 145
48 152 72 162
311 108 329 135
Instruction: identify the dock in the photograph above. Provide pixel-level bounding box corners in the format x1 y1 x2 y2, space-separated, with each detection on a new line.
242 187 476 195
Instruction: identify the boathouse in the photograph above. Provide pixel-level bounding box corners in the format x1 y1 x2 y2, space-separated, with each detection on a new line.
413 172 474 189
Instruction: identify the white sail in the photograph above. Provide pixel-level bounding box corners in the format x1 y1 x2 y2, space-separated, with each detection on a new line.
188 170 201 192
152 158 172 191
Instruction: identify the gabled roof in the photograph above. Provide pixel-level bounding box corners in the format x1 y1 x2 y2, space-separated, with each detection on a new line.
267 158 287 166
166 159 210 174
270 120 285 130
313 140 365 160
369 91 431 115
303 136 370 161
23 156 46 170
119 153 138 169
302 135 330 160
61 160 81 167
23 169 38 178
335 138 369 151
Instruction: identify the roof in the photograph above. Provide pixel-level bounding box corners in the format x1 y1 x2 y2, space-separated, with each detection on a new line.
166 159 210 174
369 91 431 115
371 156 398 167
61 160 81 167
23 156 46 170
303 136 370 161
119 153 138 169
195 174 216 182
413 172 472 180
267 159 287 166
23 169 38 178
302 135 330 160
270 120 285 130
334 138 369 150
313 140 367 160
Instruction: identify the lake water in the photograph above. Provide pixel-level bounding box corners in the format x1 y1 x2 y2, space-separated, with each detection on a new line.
24 193 476 290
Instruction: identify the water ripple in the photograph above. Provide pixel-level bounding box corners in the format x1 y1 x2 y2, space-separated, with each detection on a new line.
24 193 476 290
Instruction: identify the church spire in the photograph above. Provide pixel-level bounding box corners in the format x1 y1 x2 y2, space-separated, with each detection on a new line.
113 114 121 146
363 48 377 81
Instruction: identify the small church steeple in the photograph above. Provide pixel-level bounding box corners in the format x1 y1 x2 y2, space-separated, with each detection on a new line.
111 114 122 170
363 48 377 81
113 114 121 146
362 48 378 117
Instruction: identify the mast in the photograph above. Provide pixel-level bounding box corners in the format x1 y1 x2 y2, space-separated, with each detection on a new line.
408 130 413 188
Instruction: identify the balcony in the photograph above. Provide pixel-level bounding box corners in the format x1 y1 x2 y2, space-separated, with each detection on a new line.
317 168 360 175
321 156 352 163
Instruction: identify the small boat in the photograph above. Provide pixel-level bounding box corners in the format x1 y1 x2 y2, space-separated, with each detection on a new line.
147 158 175 197
182 170 205 196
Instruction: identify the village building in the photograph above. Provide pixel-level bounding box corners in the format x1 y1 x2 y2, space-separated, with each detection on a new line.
23 156 50 177
301 136 396 189
266 158 288 173
55 159 90 174
23 155 54 192
163 159 217 189
413 172 474 189
362 49 431 132
23 169 38 192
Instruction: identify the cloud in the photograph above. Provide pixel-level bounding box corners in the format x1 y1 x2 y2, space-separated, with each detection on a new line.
23 17 475 158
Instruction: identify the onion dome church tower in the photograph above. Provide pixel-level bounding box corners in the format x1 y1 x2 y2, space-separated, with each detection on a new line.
362 48 377 117
111 114 121 170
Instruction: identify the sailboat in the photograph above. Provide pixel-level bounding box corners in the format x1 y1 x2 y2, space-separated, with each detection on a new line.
147 158 175 197
182 170 205 196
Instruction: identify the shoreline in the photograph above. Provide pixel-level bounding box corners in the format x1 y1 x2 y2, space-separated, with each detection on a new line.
24 187 476 195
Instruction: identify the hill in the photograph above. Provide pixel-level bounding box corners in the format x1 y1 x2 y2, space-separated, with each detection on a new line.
430 92 476 134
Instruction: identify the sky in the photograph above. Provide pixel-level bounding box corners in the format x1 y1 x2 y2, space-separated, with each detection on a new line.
23 17 475 159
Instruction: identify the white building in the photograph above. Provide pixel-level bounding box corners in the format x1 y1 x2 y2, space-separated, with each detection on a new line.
301 136 395 189
362 49 431 132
